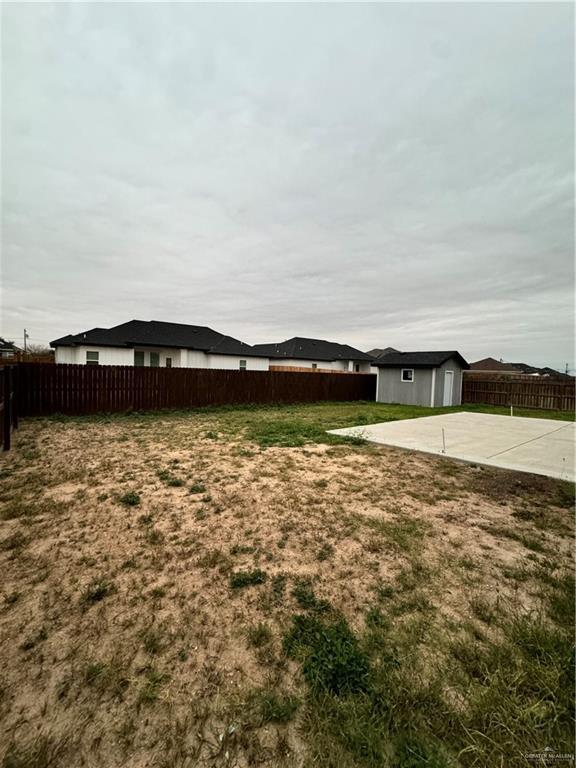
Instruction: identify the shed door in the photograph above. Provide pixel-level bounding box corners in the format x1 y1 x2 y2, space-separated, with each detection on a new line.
443 370 454 406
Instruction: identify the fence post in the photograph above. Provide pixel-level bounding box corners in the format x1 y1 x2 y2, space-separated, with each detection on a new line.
12 365 18 430
3 366 11 451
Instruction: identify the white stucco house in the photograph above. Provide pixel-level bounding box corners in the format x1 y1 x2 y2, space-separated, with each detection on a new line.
51 321 377 373
251 337 374 373
50 320 269 370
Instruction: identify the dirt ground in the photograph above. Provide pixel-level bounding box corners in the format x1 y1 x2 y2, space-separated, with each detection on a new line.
0 409 573 767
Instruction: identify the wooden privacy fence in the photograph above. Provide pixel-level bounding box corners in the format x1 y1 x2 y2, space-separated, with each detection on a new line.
462 376 575 411
1 366 18 450
0 352 54 366
16 364 377 416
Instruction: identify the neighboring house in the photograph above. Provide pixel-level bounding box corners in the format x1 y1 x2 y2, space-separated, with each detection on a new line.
50 320 269 370
510 362 570 379
367 347 399 360
372 351 469 407
469 357 568 379
0 338 20 358
469 357 522 374
251 337 374 373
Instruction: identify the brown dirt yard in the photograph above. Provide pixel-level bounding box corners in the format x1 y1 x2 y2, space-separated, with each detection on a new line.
0 403 574 768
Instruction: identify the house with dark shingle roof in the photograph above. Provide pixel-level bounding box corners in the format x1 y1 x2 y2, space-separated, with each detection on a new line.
251 337 374 373
371 351 469 406
469 357 520 374
0 337 21 359
51 320 269 371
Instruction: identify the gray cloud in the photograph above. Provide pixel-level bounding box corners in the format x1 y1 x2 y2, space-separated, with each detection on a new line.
2 2 573 369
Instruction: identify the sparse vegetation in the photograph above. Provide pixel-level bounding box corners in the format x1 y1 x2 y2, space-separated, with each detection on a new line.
254 689 300 724
247 622 273 648
157 469 184 487
119 491 141 506
0 403 572 767
229 569 267 589
80 577 116 605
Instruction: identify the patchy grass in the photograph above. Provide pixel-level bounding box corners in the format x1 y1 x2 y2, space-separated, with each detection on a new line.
80 577 116 605
253 689 300 724
247 622 273 648
118 491 141 507
229 569 267 589
0 403 573 767
291 574 575 767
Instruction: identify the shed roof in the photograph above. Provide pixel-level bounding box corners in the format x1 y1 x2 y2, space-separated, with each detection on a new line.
372 351 469 369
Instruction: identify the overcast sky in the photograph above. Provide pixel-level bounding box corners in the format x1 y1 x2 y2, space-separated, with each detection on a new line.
2 2 574 368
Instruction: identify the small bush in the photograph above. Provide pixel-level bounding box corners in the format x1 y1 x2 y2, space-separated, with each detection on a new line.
119 491 141 507
189 482 206 494
230 569 267 589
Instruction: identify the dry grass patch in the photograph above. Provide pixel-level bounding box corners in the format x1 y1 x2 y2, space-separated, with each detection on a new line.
0 405 573 767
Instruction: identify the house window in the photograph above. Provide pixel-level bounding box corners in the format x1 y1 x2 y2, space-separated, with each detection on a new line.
86 351 99 366
150 352 160 367
239 359 247 370
166 357 172 368
355 364 360 373
134 351 145 367
401 369 414 382
311 363 317 369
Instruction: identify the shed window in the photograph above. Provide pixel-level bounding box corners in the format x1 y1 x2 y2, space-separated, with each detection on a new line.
401 369 414 382
134 351 145 367
239 359 247 370
166 357 172 368
150 352 160 368
86 351 99 366
311 363 317 369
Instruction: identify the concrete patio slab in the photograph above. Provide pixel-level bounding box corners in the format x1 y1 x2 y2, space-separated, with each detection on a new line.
328 412 575 481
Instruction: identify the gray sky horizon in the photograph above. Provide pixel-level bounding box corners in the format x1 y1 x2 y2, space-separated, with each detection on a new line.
2 2 574 369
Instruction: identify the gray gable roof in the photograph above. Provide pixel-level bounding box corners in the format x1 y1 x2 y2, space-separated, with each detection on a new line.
367 347 399 360
252 336 373 362
51 320 263 357
372 351 469 369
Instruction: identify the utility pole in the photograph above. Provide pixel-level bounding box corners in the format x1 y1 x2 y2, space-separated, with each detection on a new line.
23 329 29 354
566 363 569 375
